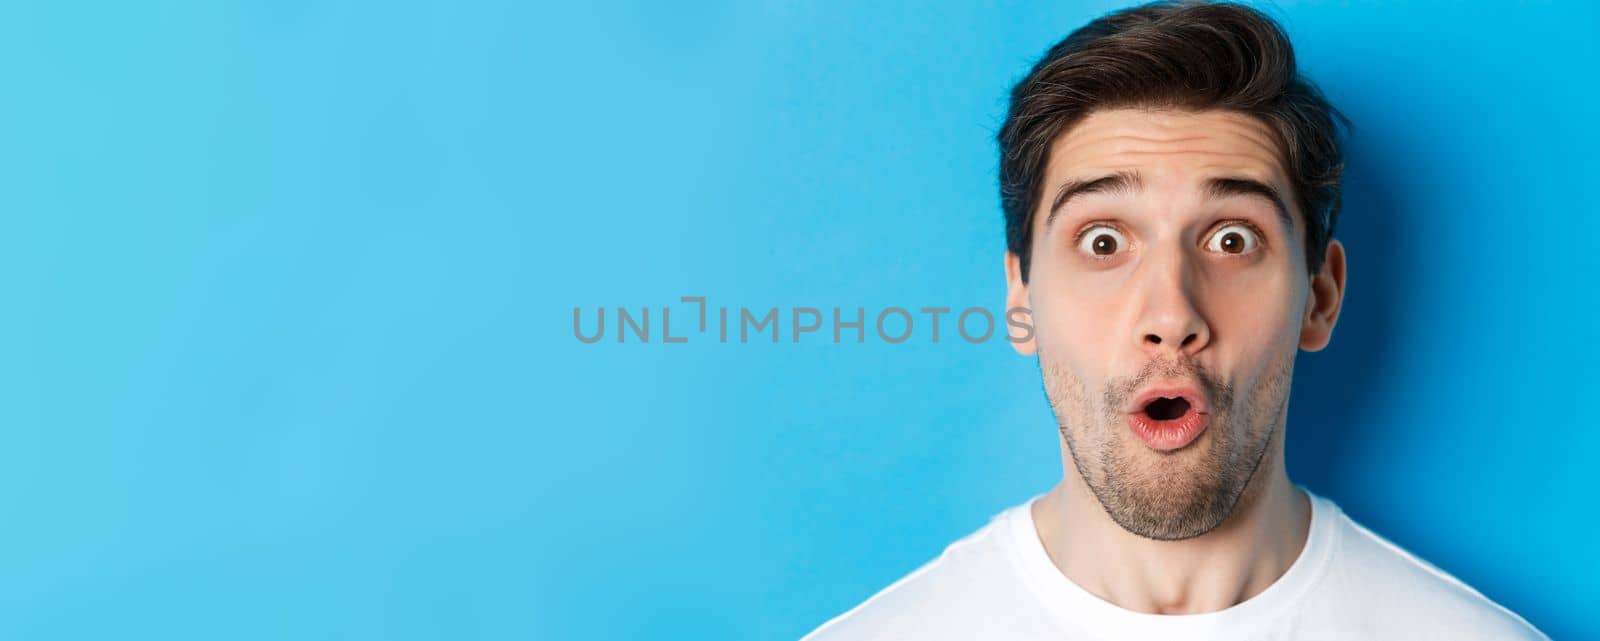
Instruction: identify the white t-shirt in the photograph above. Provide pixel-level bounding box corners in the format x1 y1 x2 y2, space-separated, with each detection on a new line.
802 488 1547 640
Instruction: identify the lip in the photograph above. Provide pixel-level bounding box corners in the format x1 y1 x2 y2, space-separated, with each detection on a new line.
1126 385 1210 415
1125 384 1210 452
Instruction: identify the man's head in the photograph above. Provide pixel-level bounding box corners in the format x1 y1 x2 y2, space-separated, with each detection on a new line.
999 1 1349 540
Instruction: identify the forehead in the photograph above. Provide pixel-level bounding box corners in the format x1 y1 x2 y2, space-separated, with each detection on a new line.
1045 108 1290 196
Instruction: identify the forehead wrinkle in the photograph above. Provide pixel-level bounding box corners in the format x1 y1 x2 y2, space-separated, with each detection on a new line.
1051 110 1286 174
1057 135 1283 173
1052 147 1288 192
1050 136 1289 197
1035 110 1299 238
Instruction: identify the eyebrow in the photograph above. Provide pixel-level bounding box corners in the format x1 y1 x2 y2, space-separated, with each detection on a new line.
1043 170 1295 232
1205 177 1294 232
1045 170 1142 230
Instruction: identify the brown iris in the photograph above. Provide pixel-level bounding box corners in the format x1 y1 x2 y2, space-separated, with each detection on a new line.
1218 231 1245 254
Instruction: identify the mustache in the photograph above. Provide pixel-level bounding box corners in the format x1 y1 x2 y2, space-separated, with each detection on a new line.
1105 356 1234 414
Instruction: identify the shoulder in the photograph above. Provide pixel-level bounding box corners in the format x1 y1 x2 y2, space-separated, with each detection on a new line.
801 504 1043 641
1321 504 1548 640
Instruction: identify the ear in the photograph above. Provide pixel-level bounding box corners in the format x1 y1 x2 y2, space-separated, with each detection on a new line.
1005 251 1037 355
1299 239 1347 352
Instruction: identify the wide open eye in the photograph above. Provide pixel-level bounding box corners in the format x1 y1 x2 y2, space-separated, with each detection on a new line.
1077 225 1128 258
1204 223 1262 255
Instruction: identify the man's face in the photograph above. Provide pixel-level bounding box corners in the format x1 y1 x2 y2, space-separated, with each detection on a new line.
1006 108 1334 541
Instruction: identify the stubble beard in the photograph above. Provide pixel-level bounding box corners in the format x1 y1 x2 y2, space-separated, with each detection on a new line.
1041 350 1293 541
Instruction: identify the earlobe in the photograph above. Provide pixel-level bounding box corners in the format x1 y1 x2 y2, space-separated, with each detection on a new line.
1299 239 1347 352
1005 251 1038 356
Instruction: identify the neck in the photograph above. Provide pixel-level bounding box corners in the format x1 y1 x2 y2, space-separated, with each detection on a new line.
1031 435 1311 614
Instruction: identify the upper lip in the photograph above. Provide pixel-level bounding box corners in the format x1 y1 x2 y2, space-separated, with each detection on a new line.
1127 384 1210 415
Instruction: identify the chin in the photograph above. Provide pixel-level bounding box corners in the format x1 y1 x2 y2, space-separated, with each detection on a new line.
1094 430 1243 540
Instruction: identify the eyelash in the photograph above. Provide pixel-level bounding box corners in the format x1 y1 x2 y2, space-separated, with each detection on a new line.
1210 219 1270 255
1072 220 1125 261
1070 219 1270 259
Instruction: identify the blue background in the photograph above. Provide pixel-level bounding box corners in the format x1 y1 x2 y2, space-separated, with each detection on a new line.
2 0 1593 639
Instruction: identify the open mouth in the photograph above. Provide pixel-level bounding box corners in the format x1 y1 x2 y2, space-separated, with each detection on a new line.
1127 389 1208 451
1142 396 1193 421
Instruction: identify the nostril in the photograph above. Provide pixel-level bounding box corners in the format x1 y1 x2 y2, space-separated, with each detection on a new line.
1181 333 1197 347
1145 334 1162 345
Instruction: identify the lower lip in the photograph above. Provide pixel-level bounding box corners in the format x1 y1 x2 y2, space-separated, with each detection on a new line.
1127 410 1208 451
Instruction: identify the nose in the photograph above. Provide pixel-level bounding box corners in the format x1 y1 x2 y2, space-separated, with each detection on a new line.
1134 248 1211 358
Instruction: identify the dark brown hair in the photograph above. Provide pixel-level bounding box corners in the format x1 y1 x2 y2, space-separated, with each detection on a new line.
999 0 1348 282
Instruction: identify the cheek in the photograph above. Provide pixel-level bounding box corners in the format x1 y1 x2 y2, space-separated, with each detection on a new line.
1204 265 1305 361
1029 274 1122 357
1210 283 1295 333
